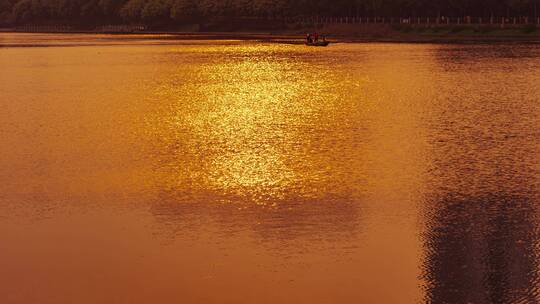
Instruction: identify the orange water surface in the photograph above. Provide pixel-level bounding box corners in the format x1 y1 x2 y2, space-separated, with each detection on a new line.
1 33 540 303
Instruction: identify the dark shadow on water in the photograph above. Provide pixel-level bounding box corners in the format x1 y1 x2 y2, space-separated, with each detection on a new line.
423 192 540 303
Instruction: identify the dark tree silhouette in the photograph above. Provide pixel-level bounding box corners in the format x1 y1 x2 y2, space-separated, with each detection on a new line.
1 0 539 27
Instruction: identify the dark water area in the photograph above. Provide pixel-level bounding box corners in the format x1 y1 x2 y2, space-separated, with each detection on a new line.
1 33 540 303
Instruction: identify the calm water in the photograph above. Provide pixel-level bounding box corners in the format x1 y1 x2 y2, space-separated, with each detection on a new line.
1 33 540 303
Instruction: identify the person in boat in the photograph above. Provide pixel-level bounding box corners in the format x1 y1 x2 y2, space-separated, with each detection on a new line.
306 33 312 43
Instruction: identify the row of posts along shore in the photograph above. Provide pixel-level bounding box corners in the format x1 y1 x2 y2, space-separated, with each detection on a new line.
12 16 540 33
300 16 540 27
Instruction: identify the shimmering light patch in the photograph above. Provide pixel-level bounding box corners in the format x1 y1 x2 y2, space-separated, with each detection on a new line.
145 43 361 206
194 57 305 202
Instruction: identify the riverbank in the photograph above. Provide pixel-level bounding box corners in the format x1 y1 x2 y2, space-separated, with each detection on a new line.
2 24 540 44
324 23 540 43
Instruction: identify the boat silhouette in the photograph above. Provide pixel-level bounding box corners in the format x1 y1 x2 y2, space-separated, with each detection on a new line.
305 40 330 46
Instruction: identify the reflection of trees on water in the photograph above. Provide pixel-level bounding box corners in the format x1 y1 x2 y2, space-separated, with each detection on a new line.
423 193 540 303
432 45 540 67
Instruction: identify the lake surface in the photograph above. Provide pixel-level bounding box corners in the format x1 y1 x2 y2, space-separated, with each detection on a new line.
1 33 540 303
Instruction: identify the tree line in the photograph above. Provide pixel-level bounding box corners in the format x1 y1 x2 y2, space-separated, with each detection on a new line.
1 0 539 27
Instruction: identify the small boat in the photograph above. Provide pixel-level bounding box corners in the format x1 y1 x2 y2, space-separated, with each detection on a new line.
305 40 330 47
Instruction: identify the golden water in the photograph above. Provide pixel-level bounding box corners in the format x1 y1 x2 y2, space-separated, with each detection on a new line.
1 33 540 303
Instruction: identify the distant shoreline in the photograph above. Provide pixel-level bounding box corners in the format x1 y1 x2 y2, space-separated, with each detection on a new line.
2 28 540 44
